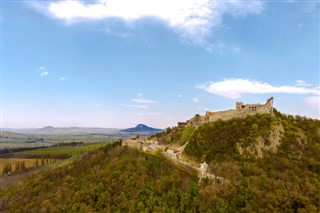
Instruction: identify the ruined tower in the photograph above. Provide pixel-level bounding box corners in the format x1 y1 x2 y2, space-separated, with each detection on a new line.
178 97 275 127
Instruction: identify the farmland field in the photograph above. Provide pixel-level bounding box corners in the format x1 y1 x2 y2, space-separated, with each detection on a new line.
0 131 120 151
0 158 53 174
16 143 107 157
0 141 113 175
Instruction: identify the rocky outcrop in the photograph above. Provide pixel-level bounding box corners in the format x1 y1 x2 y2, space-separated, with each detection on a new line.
237 122 284 158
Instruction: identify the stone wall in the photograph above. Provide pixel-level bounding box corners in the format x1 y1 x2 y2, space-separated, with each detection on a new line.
187 114 205 126
179 97 274 127
205 97 274 123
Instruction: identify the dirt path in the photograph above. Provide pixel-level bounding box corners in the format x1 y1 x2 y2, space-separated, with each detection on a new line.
148 128 226 183
123 135 227 184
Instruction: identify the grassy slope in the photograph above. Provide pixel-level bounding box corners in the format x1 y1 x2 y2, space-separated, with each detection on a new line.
1 112 319 212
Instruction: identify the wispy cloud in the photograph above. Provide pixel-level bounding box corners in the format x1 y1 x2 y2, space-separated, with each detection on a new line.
295 80 312 87
197 79 320 99
120 104 148 109
192 97 199 103
40 71 49 76
105 28 132 38
297 23 304 28
121 95 158 109
38 66 49 76
132 98 158 104
135 112 160 116
60 76 67 80
36 0 264 45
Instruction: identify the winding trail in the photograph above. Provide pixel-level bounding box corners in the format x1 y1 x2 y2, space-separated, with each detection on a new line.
146 128 227 184
123 128 227 184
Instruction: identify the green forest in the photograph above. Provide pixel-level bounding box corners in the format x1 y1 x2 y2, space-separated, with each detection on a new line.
1 111 319 212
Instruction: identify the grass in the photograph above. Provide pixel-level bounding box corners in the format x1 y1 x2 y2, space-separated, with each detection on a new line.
16 142 110 157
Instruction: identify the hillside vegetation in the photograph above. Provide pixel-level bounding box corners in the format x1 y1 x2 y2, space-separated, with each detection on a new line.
155 110 320 212
1 111 319 212
0 142 205 212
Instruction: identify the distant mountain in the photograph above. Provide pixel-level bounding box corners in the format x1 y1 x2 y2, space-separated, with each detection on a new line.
121 124 163 133
5 125 163 136
9 126 120 136
40 126 55 131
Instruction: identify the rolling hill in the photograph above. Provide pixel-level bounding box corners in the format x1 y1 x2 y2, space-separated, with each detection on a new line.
6 124 162 136
121 124 163 133
1 110 319 212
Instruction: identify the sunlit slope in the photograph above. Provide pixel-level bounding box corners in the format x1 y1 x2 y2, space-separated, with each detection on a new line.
0 142 202 212
1 110 319 212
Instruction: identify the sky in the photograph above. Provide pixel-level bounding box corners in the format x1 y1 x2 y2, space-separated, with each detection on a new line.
1 0 319 129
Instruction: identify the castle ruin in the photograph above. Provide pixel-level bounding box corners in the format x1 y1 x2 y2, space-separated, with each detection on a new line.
178 97 274 127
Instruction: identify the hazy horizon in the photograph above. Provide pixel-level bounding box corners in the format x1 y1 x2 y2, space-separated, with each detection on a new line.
2 124 163 129
1 0 319 129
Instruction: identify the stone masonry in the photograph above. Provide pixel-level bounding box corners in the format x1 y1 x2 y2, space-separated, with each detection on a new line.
178 97 274 127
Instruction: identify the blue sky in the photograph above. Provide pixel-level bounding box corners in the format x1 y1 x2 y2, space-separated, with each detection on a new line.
1 0 319 128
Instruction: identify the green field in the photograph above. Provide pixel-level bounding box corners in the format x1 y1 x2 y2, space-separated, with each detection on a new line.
1 131 120 150
0 141 113 175
16 143 107 157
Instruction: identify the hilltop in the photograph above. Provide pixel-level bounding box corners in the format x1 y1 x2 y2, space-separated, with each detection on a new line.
177 97 274 128
1 106 319 212
121 124 163 133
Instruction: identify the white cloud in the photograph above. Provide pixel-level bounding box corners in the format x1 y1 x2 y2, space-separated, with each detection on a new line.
39 0 264 44
120 104 148 109
96 103 101 107
295 80 312 87
132 98 158 104
60 76 67 80
197 79 320 99
40 71 49 76
38 66 48 76
121 96 158 109
192 97 199 103
105 28 132 38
